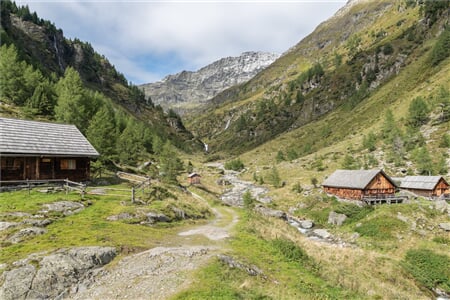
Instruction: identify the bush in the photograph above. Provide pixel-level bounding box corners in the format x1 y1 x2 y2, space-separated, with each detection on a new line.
382 43 394 55
291 183 303 194
334 203 373 222
242 190 255 209
355 216 407 240
402 249 450 293
224 158 245 171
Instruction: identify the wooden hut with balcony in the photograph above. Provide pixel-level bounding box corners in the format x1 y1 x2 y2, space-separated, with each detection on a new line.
398 176 449 198
322 169 397 201
0 117 99 182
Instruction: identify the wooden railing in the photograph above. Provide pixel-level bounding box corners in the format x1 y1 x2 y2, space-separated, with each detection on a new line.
363 194 408 205
0 179 135 202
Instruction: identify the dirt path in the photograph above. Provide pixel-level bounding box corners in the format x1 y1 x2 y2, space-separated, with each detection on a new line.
69 190 239 300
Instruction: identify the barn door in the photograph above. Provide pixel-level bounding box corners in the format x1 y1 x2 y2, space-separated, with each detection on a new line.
25 157 37 180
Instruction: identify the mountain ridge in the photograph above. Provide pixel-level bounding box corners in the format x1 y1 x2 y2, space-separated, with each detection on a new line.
140 51 280 114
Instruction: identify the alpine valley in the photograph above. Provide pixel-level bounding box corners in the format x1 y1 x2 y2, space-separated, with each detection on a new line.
1 0 450 299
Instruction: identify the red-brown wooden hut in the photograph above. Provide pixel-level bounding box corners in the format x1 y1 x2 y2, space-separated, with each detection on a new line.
398 176 449 198
322 169 396 200
187 173 201 185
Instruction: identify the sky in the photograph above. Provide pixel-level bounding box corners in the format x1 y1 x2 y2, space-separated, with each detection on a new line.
17 1 346 85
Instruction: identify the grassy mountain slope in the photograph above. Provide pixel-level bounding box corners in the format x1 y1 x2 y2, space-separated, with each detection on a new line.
187 0 449 156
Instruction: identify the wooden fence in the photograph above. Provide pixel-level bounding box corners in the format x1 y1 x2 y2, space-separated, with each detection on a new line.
0 178 143 202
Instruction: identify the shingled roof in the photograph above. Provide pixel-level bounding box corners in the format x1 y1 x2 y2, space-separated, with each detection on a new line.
322 169 395 189
0 117 99 157
399 176 448 191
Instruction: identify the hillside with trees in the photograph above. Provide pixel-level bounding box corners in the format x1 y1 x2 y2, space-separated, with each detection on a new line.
0 0 202 183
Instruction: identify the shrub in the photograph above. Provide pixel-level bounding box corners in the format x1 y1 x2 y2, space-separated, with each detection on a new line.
311 177 318 188
224 158 245 171
382 43 394 55
242 190 255 209
355 216 407 240
402 249 450 293
334 203 373 222
292 183 303 194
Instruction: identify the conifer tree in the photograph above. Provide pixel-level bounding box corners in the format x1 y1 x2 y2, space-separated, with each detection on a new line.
159 141 183 184
0 44 26 105
408 97 430 128
86 104 117 159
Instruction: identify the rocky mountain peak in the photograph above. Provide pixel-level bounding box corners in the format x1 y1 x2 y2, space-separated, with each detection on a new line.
140 51 280 114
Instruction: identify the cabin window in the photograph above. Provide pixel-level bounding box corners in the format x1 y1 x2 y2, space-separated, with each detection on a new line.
1 158 20 170
60 159 76 170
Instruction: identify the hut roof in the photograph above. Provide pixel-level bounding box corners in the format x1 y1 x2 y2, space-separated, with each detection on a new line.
0 117 99 157
322 169 395 189
188 172 201 178
399 176 448 191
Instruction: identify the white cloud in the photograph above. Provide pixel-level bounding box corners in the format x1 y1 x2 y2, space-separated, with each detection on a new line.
18 1 345 84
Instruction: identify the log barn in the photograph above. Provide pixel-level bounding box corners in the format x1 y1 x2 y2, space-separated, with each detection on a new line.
187 172 201 185
398 176 449 198
0 117 99 182
322 169 396 200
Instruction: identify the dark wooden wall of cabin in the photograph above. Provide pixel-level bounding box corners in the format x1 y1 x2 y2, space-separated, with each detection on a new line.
1 157 91 182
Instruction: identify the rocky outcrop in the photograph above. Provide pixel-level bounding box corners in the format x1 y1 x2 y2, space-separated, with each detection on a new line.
328 211 347 226
140 52 280 114
217 254 265 277
39 201 85 216
254 204 286 220
439 223 450 231
7 227 47 244
0 246 117 300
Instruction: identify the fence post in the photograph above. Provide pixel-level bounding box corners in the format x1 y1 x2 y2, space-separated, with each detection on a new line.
65 178 69 196
131 187 135 203
27 179 30 195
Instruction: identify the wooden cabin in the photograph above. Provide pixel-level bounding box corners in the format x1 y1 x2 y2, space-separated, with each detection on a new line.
187 173 201 185
322 169 396 200
0 117 99 182
398 176 449 198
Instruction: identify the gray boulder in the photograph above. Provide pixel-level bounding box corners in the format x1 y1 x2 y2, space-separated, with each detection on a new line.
106 212 135 221
311 229 332 240
217 254 264 277
0 246 116 300
434 200 449 213
7 227 47 244
21 219 52 227
0 264 36 300
254 205 286 220
328 211 347 226
0 221 19 231
299 220 314 229
438 223 450 231
146 212 171 223
40 201 84 216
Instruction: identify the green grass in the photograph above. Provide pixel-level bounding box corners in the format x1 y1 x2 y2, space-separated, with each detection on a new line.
355 215 407 240
173 212 363 299
0 186 210 264
402 248 450 293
